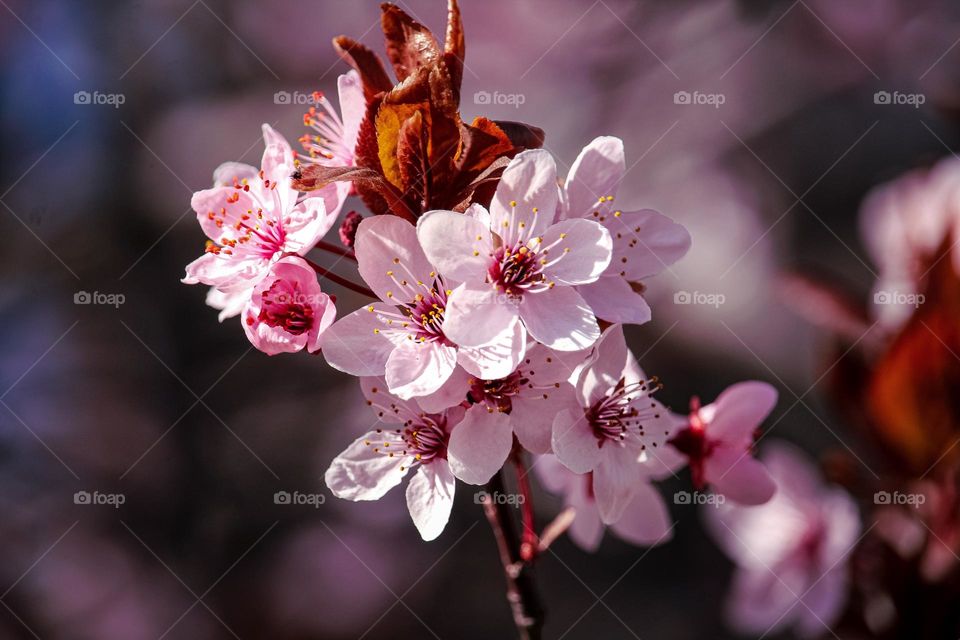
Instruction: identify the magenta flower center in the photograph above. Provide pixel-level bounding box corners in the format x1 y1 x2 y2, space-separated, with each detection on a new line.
365 415 449 470
256 279 314 335
469 370 528 413
588 378 661 447
489 245 545 297
407 289 448 342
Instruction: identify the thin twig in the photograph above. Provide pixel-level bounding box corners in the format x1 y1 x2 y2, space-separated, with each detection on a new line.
482 470 545 640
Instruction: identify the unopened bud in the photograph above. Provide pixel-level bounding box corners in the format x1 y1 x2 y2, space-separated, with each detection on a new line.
339 210 363 248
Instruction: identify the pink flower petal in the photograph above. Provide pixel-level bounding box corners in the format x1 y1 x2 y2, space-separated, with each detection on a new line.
577 276 652 325
406 462 456 541
444 283 520 348
511 384 578 454
324 430 410 501
576 324 628 407
415 366 471 414
384 340 457 399
284 192 339 253
337 70 365 157
447 408 513 485
705 447 777 505
356 216 436 304
539 218 612 285
519 285 599 351
416 209 491 285
551 408 600 474
321 305 399 376
610 482 673 546
490 150 559 244
607 209 691 281
564 136 625 220
456 318 526 380
567 478 604 552
707 381 778 445
593 445 643 524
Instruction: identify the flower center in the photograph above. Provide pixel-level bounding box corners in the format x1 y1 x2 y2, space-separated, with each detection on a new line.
205 171 289 260
256 279 314 335
489 245 546 297
587 377 662 448
468 370 528 413
371 264 454 345
407 290 448 342
365 416 449 471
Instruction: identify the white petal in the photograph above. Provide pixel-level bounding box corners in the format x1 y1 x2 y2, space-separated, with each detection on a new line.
324 431 410 501
540 219 612 285
577 277 652 325
416 209 491 284
563 136 625 219
384 340 457 399
551 408 600 474
406 462 456 541
593 445 643 524
444 283 521 348
519 286 599 351
490 149 558 244
321 305 397 376
447 408 513 485
356 215 436 303
610 482 673 546
456 318 526 380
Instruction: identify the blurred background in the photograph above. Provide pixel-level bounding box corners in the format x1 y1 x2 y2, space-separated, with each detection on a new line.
2 0 960 637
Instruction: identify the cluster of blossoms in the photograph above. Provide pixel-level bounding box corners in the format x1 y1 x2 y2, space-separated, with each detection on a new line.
180 1 819 635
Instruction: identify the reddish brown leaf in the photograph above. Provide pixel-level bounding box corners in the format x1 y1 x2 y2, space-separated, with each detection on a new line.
494 120 545 150
397 110 430 210
375 101 430 189
380 3 440 82
332 36 393 101
444 0 465 94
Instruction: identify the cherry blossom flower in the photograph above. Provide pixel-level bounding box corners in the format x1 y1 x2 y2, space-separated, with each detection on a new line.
240 256 335 355
667 381 777 505
704 443 861 638
429 344 585 485
183 124 342 295
560 136 691 325
325 378 464 541
298 70 364 167
535 454 674 551
417 150 613 352
551 324 681 523
321 215 524 400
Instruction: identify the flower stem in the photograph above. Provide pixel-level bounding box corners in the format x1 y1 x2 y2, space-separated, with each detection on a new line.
482 470 545 640
301 257 376 299
313 240 357 262
513 451 539 562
